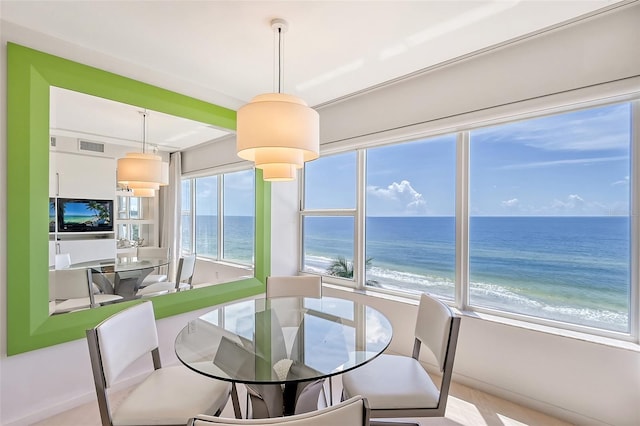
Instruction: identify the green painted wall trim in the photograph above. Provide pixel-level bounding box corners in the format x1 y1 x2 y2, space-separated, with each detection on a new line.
6 42 270 355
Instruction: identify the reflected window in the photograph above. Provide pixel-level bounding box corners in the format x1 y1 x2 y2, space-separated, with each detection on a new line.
223 170 255 264
195 176 218 257
181 169 255 267
181 180 192 255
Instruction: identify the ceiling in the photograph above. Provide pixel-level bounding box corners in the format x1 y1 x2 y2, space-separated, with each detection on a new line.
1 0 626 152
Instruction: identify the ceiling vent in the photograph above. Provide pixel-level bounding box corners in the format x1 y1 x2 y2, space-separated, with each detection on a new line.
79 140 105 153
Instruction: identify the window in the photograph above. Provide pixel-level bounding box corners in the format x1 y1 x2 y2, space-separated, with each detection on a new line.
301 100 636 337
302 152 356 280
366 135 456 299
469 104 631 333
181 169 255 266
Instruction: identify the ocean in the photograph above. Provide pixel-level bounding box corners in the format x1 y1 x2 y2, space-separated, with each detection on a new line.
302 216 630 333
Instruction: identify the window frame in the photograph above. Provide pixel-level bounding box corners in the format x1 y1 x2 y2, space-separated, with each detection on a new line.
300 97 640 343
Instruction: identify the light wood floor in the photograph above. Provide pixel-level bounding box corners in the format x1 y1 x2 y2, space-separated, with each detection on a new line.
32 376 572 426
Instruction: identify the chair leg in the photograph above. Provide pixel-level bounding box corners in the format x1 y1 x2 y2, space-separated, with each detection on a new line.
230 383 242 419
321 378 332 407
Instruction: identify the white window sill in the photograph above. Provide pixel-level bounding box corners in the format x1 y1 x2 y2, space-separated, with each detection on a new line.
323 283 640 353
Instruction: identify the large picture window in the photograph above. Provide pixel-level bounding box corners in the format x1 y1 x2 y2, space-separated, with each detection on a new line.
366 135 456 299
301 100 636 337
182 169 255 266
469 104 631 332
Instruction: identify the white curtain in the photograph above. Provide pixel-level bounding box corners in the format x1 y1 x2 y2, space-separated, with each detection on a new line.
159 151 182 280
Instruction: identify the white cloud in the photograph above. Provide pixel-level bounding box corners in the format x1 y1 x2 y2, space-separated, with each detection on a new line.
551 194 585 211
499 156 626 170
611 176 629 186
501 198 519 208
367 180 427 214
474 103 630 152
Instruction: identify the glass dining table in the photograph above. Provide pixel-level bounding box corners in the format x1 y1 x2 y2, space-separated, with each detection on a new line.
175 296 393 419
65 256 170 299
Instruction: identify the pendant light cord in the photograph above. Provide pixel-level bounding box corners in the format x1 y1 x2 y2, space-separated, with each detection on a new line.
141 110 148 154
277 27 283 93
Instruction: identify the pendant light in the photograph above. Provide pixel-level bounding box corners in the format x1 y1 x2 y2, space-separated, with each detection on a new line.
117 111 165 196
236 18 319 181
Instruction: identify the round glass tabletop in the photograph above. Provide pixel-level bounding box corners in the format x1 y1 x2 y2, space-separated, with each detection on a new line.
175 296 393 385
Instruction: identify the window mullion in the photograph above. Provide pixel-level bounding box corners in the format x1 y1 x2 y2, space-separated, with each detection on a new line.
190 179 196 255
456 132 470 310
631 100 640 342
355 149 366 289
218 175 224 261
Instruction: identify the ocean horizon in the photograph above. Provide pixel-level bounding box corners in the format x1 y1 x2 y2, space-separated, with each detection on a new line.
303 216 630 333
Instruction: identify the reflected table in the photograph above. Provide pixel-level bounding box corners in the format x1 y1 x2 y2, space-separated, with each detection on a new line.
67 256 170 299
175 296 393 418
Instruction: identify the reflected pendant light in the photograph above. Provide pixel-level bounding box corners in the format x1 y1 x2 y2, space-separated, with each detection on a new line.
236 18 319 181
117 111 165 196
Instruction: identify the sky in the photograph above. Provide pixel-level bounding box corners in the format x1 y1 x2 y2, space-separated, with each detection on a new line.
305 102 632 217
187 169 255 216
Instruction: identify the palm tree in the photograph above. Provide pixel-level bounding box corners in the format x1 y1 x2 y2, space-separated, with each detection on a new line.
326 256 374 279
326 256 354 278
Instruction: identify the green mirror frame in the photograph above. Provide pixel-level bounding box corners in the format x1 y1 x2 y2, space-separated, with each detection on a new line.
6 43 270 355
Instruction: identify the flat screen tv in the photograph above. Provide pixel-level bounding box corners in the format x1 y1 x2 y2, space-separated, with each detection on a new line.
57 198 114 232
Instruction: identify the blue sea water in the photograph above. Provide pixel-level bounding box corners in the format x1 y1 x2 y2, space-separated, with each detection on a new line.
303 216 630 333
190 216 255 264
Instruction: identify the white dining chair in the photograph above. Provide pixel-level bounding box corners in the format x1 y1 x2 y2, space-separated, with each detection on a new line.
54 253 72 269
341 293 461 424
264 275 333 405
50 268 122 314
136 254 195 297
188 395 370 426
86 301 231 426
265 275 322 298
137 246 169 286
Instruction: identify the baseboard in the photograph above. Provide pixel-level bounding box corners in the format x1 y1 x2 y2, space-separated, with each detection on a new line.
3 372 147 426
450 372 609 426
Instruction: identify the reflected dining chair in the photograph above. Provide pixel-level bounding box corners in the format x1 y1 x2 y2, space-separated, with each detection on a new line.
86 301 231 426
50 268 122 314
54 252 72 269
137 246 169 286
265 275 322 298
188 395 370 426
136 254 195 297
341 293 461 424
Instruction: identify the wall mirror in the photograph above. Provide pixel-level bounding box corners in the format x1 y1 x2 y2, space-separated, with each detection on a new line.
7 43 270 355
48 87 255 313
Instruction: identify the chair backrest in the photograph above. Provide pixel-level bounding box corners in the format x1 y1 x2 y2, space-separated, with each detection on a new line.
414 293 458 372
175 254 197 288
266 276 322 298
53 268 93 300
188 395 369 426
86 301 160 388
54 253 72 269
137 246 169 259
